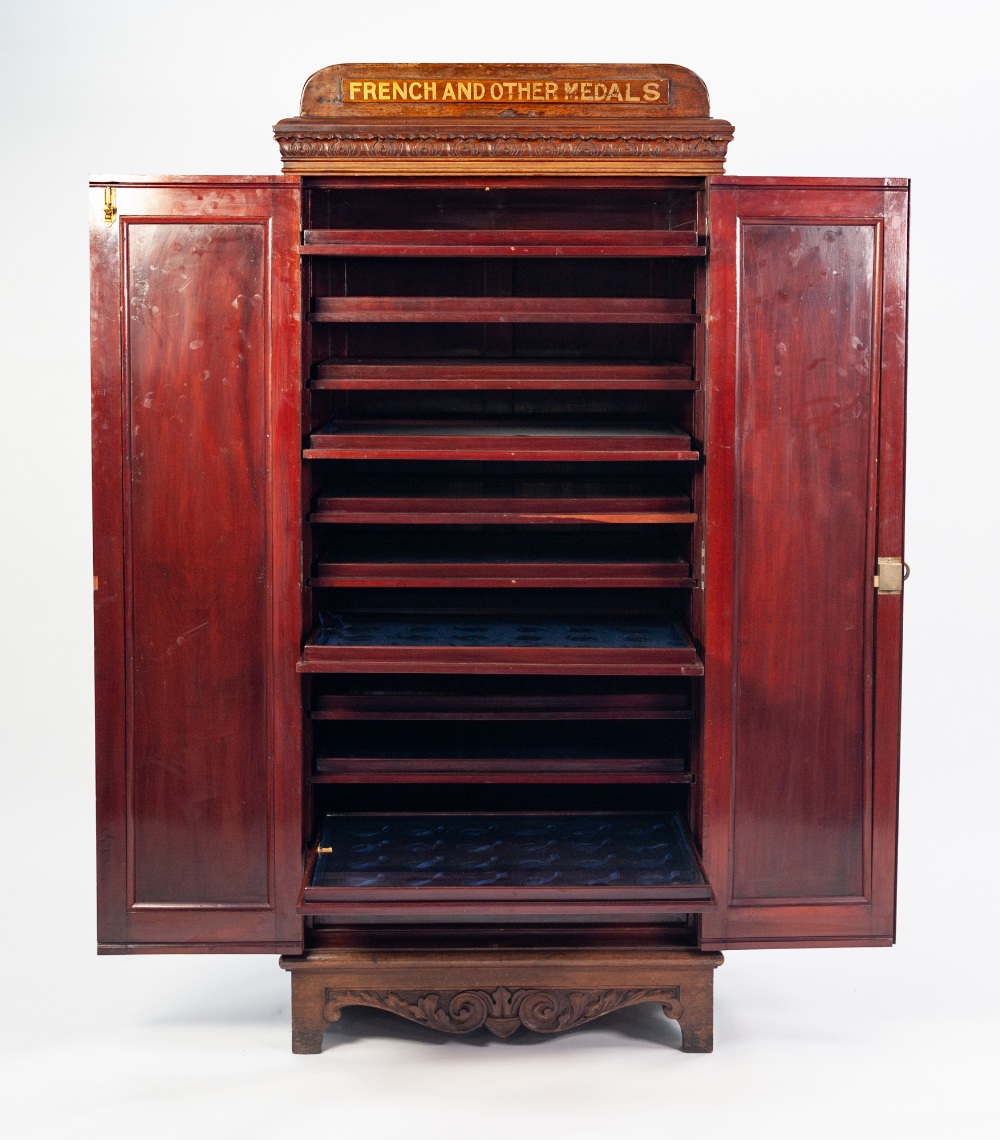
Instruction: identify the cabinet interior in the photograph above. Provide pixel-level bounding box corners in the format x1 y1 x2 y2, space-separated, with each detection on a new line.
298 180 708 939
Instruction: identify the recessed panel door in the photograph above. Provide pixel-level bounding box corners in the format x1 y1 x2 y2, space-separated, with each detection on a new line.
91 179 302 952
701 178 907 948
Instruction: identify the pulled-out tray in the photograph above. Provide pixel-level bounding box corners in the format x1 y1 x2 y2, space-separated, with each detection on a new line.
298 614 704 676
300 811 713 907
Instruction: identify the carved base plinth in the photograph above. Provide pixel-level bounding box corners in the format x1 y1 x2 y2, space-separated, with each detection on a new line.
280 947 722 1054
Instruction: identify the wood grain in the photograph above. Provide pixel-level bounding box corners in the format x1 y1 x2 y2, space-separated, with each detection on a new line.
731 218 875 901
699 179 908 948
281 947 722 1053
92 179 304 950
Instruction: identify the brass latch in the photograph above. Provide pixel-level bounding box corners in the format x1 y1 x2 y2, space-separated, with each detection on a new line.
317 846 332 855
102 186 116 225
874 557 909 594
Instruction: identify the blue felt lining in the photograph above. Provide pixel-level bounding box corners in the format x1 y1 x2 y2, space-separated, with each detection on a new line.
313 812 703 889
315 613 688 649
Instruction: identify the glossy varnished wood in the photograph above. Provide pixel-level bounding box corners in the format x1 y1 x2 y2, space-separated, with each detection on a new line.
310 758 691 784
310 494 695 525
91 179 304 950
311 691 692 721
870 188 909 944
298 643 704 676
302 228 705 257
298 63 715 120
125 215 271 909
310 296 696 324
91 193 128 947
276 63 734 176
699 178 908 948
305 423 697 462
282 947 722 1052
311 361 695 390
310 562 694 590
731 218 875 900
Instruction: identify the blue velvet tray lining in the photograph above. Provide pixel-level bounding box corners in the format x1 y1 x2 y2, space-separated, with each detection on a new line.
313 812 703 889
315 614 688 649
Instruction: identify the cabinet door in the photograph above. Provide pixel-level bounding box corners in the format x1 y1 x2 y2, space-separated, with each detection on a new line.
91 179 303 952
700 178 907 949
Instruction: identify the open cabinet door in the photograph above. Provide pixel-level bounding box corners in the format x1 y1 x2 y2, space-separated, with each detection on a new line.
700 178 907 949
91 178 303 952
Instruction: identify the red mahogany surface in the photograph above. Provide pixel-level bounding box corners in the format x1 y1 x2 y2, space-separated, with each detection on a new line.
699 179 907 948
91 179 303 951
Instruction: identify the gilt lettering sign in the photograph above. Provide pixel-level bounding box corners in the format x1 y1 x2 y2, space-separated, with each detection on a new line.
341 77 670 105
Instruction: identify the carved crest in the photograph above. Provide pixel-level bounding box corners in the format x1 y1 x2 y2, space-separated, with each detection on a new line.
274 63 733 174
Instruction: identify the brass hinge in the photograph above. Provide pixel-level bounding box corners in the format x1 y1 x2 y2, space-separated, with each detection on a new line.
102 186 116 226
317 845 332 855
874 556 909 594
699 540 706 586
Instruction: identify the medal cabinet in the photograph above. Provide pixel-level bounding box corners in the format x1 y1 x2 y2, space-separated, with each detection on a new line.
90 64 907 1050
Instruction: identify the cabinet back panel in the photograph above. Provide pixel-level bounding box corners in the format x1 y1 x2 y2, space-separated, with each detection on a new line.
307 187 700 232
731 222 875 901
126 221 270 906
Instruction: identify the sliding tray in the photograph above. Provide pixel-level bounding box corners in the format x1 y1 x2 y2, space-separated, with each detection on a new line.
304 420 698 462
309 494 696 525
310 689 694 721
309 296 697 324
298 613 703 675
301 228 706 258
310 361 696 390
311 718 691 784
309 526 695 589
299 811 715 921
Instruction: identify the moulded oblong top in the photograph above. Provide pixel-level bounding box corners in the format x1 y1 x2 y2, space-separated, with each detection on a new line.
297 62 714 119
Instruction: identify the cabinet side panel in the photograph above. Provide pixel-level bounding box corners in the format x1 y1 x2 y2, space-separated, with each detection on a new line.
125 220 270 907
732 221 875 901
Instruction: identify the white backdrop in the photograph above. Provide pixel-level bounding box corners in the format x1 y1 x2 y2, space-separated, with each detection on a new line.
1 2 997 1136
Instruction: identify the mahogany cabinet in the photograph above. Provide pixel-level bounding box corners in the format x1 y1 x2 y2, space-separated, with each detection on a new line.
90 65 906 1045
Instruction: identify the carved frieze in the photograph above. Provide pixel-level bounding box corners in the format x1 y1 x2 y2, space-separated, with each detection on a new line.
277 130 731 163
322 986 683 1038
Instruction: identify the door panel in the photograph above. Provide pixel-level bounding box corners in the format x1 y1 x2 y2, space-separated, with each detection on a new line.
127 220 270 908
700 179 907 948
731 220 876 903
91 179 303 952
